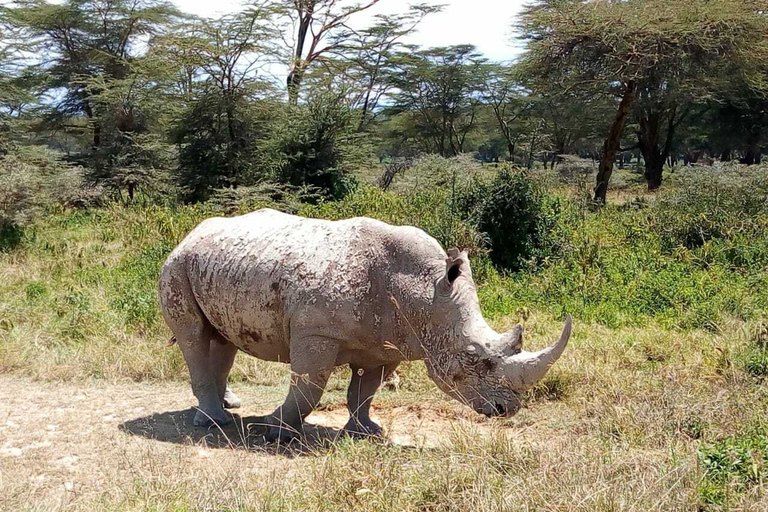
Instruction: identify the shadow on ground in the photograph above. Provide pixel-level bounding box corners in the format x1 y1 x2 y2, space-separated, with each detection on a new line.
119 409 352 456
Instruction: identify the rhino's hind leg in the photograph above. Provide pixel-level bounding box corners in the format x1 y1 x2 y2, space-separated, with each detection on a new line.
264 337 338 442
344 363 399 438
210 334 241 409
175 324 233 427
160 265 232 428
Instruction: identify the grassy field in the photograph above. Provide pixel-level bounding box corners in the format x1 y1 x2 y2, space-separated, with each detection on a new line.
2 162 768 510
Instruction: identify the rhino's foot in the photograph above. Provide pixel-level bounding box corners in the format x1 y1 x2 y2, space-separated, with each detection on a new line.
343 418 383 439
264 424 301 443
222 389 241 409
193 409 233 428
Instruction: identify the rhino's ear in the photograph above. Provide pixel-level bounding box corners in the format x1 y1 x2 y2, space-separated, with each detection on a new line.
445 249 469 286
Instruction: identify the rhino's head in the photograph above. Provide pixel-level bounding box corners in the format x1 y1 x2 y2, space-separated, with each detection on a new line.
424 249 572 417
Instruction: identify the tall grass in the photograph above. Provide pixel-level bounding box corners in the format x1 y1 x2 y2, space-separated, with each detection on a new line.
2 163 768 381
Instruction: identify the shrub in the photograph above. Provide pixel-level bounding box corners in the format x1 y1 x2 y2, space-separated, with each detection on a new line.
172 92 269 202
740 321 768 377
267 94 369 200
698 423 768 506
658 164 768 258
0 146 89 230
300 186 487 258
207 183 319 215
476 167 560 271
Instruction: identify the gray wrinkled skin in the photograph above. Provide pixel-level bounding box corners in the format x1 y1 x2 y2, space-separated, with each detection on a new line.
158 209 571 440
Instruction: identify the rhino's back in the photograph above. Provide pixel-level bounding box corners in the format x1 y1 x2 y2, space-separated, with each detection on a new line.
171 209 445 360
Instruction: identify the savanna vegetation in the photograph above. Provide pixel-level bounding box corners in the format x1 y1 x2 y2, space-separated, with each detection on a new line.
2 0 768 510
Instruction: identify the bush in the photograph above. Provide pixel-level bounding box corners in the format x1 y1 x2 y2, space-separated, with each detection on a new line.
300 186 487 258
698 423 768 506
476 164 768 328
657 165 768 262
0 146 90 230
207 182 320 215
172 92 270 202
267 94 369 200
476 167 560 271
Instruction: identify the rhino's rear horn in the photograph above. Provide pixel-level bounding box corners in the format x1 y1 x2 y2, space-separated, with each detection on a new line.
501 324 524 355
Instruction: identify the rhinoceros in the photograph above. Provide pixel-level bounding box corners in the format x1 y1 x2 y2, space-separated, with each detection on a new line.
159 209 571 441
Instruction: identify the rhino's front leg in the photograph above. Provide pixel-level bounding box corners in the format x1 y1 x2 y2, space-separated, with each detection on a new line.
264 337 339 442
344 363 399 438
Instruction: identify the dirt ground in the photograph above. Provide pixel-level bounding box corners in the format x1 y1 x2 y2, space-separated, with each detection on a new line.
0 376 508 510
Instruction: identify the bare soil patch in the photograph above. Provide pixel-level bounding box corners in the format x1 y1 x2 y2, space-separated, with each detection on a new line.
0 376 505 509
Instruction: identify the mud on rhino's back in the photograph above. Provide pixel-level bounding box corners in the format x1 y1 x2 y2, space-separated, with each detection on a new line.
182 209 392 361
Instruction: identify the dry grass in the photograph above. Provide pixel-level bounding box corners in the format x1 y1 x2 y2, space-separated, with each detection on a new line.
2 313 768 510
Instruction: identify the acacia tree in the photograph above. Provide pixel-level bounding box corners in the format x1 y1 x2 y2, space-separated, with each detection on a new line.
270 0 384 104
160 10 278 200
480 64 535 160
5 0 180 148
633 87 689 189
705 74 768 165
340 5 440 130
519 0 768 203
75 57 180 200
0 17 30 153
388 45 486 157
297 5 439 131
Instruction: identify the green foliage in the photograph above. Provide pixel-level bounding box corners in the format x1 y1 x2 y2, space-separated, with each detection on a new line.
698 423 768 506
740 321 768 378
476 167 559 271
173 92 269 201
268 94 367 200
387 45 487 157
24 280 47 301
518 0 768 196
3 157 768 334
656 166 768 255
479 164 768 329
743 346 768 378
0 146 92 229
301 186 485 257
207 182 319 215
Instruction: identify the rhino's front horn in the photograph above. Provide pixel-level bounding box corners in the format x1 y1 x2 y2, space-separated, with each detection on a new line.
502 315 572 391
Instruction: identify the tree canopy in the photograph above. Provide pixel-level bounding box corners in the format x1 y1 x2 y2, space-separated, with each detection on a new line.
0 0 767 203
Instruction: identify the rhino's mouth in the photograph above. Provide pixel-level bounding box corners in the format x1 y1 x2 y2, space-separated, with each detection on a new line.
477 395 522 417
480 402 506 417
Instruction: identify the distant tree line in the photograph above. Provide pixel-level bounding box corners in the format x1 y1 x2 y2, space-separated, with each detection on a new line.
0 0 766 204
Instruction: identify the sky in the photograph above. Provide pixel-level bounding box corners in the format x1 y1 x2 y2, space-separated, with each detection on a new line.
173 0 529 62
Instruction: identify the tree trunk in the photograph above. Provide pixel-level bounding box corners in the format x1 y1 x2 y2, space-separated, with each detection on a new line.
644 159 664 190
287 68 304 106
83 100 101 148
594 82 636 204
638 105 678 191
92 124 101 148
743 132 762 165
527 121 541 169
287 9 311 106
